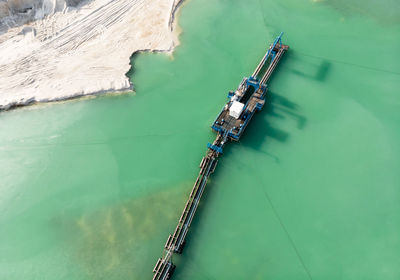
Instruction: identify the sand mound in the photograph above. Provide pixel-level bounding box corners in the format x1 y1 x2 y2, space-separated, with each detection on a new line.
0 0 183 110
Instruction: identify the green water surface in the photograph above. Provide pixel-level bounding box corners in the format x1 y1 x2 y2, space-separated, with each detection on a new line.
1 0 399 279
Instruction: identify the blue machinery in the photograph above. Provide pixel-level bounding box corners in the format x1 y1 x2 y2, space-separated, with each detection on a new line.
152 33 289 280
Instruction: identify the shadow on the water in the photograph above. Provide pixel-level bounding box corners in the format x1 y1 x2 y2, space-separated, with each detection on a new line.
315 60 331 81
287 51 332 82
225 90 307 164
291 59 331 82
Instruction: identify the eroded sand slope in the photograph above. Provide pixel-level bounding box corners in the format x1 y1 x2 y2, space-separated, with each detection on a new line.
0 0 183 110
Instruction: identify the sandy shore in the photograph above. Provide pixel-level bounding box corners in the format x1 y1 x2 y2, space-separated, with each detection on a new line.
0 0 184 110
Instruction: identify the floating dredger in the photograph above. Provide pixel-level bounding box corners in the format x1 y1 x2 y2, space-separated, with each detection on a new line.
153 32 289 280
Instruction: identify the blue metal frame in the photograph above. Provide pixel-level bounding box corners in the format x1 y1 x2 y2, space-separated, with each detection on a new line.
211 32 284 140
207 143 223 154
246 77 260 92
250 31 284 80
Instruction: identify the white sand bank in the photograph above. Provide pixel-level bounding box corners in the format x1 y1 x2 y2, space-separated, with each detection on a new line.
0 0 183 110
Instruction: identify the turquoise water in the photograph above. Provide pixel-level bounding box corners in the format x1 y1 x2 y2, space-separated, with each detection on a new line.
1 0 399 279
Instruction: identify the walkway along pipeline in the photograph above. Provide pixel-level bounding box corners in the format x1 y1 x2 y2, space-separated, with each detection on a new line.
152 33 289 280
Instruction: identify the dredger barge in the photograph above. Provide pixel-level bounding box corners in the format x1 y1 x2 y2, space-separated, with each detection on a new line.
153 32 289 280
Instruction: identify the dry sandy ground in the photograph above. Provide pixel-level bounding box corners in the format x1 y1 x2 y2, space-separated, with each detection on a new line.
0 0 183 110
